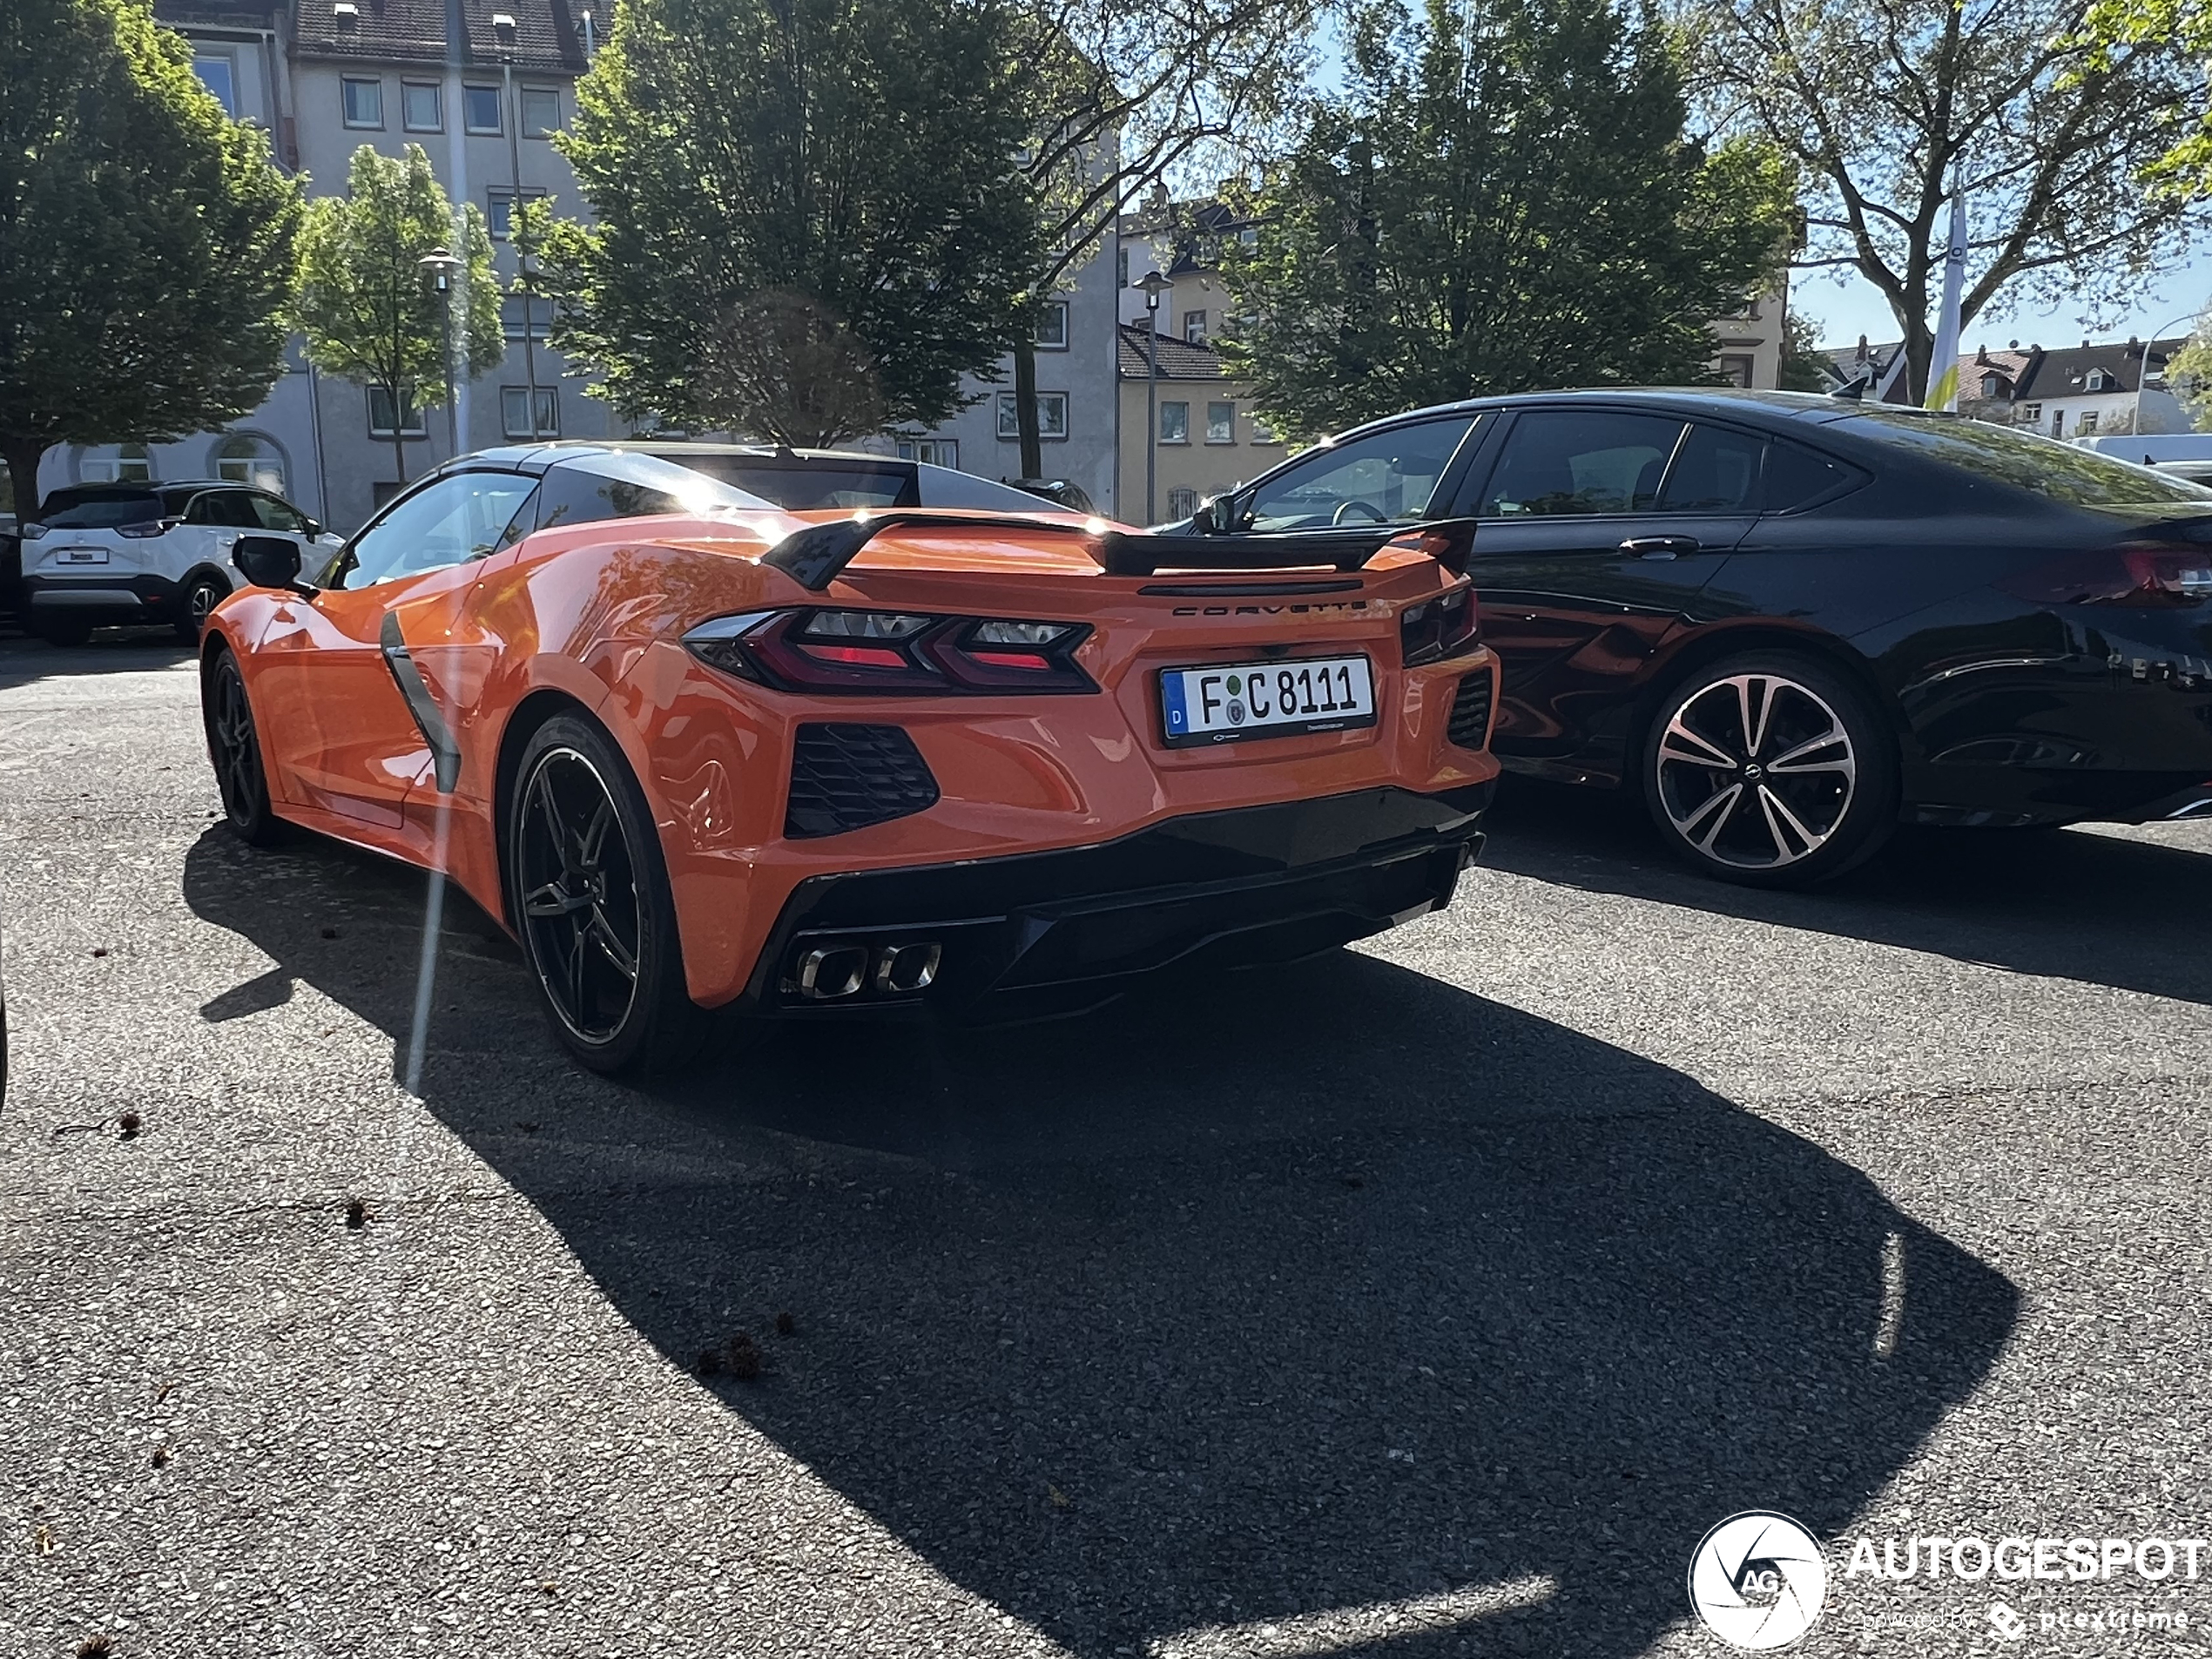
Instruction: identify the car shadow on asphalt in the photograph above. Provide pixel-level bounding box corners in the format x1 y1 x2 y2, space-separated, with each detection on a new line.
1480 777 2212 1008
0 631 195 691
182 826 2018 1659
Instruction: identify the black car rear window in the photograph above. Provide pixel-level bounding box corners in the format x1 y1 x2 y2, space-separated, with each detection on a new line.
1850 410 2212 505
38 489 164 528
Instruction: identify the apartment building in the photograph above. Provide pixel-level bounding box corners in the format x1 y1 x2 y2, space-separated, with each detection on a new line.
51 0 612 530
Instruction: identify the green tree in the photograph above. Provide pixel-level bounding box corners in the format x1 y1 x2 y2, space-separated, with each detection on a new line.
1777 309 1831 393
1689 0 2201 403
294 145 501 485
997 0 1316 475
1219 0 1792 442
543 0 1044 442
0 0 300 518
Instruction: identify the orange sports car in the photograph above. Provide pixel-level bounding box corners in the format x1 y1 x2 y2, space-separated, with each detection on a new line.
199 447 1500 1075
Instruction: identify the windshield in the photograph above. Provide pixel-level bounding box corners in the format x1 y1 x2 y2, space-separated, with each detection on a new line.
1850 410 2212 506
38 489 165 528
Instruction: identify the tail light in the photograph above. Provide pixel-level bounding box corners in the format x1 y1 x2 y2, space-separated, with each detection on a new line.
115 517 179 539
684 608 1096 694
20 523 49 541
1399 583 1479 666
2003 543 2212 607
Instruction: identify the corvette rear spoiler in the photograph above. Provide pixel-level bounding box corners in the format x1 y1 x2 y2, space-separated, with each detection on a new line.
759 512 1477 590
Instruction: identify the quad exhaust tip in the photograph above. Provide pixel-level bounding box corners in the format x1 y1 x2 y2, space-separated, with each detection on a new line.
791 941 941 1001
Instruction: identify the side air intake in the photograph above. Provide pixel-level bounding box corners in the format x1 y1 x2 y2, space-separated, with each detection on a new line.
785 723 940 838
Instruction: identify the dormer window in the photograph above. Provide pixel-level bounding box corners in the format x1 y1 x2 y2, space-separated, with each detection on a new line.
2085 368 2112 392
333 1 358 29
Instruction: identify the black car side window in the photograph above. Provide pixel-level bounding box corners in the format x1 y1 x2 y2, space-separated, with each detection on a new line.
1478 412 1687 516
1761 442 1858 513
1244 417 1478 530
1658 425 1763 513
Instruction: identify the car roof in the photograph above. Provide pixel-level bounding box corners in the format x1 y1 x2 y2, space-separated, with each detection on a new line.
1326 388 1860 446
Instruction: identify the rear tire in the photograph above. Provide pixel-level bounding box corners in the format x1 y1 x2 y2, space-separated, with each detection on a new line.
202 648 285 846
503 714 711 1077
33 614 93 648
1640 650 1897 888
178 575 226 642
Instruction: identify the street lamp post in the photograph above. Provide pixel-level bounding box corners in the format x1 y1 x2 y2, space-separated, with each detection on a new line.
1136 269 1172 524
496 30 542 439
418 247 463 455
2137 312 2197 437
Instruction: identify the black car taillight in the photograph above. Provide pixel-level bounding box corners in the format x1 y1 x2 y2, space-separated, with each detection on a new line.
2001 543 2212 607
1399 583 1479 666
684 608 1096 694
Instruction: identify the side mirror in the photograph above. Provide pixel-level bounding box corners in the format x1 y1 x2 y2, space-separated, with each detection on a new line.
234 534 309 593
301 518 322 539
1190 497 1219 533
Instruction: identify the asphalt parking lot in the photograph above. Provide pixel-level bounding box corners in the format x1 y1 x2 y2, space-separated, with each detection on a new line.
1 633 2207 1658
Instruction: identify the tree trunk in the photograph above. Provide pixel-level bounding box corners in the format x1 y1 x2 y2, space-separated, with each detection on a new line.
3 436 48 530
1014 335 1043 481
388 384 411 486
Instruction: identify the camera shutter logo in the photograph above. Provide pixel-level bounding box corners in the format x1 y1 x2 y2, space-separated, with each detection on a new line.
1688 1511 1828 1649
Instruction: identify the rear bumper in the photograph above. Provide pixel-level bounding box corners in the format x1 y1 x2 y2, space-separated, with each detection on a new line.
22 571 180 624
740 780 1494 1020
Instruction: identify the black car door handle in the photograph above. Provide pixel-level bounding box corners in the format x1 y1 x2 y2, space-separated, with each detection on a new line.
1620 535 1700 560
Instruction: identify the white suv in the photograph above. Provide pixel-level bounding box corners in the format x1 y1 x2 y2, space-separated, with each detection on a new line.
20 481 340 645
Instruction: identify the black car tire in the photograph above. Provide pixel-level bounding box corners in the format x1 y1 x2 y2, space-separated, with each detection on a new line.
203 647 286 846
33 613 93 648
1640 650 1898 888
178 575 226 642
503 714 711 1077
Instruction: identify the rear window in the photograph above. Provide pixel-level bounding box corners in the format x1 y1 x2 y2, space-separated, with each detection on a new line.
675 457 919 510
534 452 772 533
38 489 163 528
1851 411 2212 506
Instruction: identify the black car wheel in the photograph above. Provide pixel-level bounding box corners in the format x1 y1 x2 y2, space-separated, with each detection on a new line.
178 575 226 642
1642 651 1897 887
203 648 285 846
505 715 710 1076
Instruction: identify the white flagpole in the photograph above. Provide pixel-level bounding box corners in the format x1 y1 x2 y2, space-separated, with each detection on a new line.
1925 187 1968 411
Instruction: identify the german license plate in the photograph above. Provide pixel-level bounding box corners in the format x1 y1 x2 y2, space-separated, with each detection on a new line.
1160 655 1375 746
58 547 109 563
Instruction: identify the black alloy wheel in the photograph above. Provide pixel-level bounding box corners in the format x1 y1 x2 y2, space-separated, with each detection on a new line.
505 715 710 1076
179 575 227 642
203 649 284 846
1642 651 1897 888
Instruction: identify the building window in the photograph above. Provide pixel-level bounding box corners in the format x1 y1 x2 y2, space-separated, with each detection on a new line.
341 77 384 128
2085 369 2111 392
1158 401 1190 443
1167 487 1198 518
995 391 1068 441
1205 401 1235 443
1183 310 1206 345
500 294 553 339
2020 402 2041 425
502 386 558 438
2052 408 2065 436
896 437 960 468
463 84 502 133
193 53 237 115
401 81 442 131
1251 412 1282 444
1717 354 1756 388
367 387 426 436
214 434 286 494
1116 246 1130 288
520 86 561 137
2079 410 2100 435
1035 301 1069 350
80 442 154 484
488 185 548 239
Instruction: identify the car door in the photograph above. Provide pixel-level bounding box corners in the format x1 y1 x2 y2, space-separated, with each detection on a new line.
176 489 255 584
1449 409 1762 770
251 469 538 835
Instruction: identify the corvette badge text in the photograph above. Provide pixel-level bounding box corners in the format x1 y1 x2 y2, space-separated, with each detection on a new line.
1688 1515 2203 1649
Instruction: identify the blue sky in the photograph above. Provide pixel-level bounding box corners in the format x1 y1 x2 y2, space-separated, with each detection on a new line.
1792 250 2212 354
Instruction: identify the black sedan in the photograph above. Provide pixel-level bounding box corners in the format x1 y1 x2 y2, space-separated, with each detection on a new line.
1171 389 2212 886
